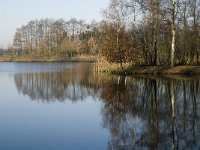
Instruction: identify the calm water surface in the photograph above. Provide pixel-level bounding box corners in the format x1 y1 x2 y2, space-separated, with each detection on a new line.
0 62 200 150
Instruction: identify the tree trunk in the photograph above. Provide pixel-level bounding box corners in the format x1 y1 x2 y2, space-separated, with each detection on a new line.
171 0 177 67
171 26 176 67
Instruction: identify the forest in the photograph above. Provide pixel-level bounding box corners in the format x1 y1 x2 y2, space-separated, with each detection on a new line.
5 0 200 70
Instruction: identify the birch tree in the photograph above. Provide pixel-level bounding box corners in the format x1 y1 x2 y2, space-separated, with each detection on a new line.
171 0 177 66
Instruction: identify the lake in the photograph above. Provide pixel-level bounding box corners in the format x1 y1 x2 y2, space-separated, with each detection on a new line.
0 62 200 150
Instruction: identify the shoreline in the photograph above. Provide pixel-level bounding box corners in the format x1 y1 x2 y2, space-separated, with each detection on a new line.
1 55 200 75
98 64 200 75
0 55 97 62
126 65 200 75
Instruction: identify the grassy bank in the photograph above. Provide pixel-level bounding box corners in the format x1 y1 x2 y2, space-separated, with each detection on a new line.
96 58 200 75
127 65 200 75
0 55 97 62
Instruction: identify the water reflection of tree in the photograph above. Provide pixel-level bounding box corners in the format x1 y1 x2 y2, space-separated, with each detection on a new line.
14 63 99 102
13 64 200 149
100 77 200 150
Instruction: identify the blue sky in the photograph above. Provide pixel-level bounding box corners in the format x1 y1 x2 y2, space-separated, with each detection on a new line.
0 0 109 48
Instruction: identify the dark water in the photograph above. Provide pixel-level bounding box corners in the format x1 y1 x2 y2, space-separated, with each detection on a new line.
0 62 200 150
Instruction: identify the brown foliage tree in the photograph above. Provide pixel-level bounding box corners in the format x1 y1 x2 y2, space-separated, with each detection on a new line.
100 23 134 71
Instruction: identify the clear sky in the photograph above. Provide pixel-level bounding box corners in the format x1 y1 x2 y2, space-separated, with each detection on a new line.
0 0 109 48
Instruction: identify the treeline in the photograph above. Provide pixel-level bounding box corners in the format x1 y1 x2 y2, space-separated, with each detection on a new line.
12 18 101 57
12 0 200 67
